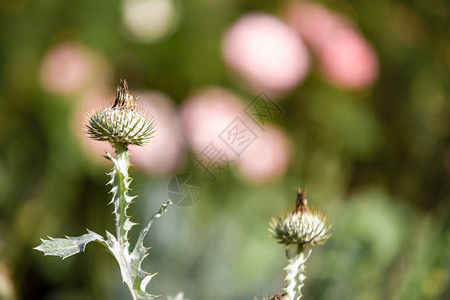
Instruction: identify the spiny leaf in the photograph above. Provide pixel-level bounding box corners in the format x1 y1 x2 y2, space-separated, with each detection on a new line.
34 230 104 259
105 201 172 300
128 200 172 299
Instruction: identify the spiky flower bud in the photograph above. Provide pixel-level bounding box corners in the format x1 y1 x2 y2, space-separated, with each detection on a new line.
86 79 155 147
270 189 331 247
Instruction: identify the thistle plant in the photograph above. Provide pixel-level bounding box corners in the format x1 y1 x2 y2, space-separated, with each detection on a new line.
35 79 177 300
269 189 331 300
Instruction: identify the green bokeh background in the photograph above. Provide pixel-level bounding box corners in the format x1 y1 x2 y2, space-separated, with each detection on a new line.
0 0 449 299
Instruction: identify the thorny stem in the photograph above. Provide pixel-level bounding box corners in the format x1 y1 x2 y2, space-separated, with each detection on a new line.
112 145 138 299
108 145 172 300
284 244 311 300
114 145 130 247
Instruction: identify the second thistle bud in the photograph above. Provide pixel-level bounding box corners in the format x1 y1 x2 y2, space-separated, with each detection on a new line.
86 79 156 147
270 189 331 247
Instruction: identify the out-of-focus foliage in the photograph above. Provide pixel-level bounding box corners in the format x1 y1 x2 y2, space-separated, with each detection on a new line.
0 0 449 299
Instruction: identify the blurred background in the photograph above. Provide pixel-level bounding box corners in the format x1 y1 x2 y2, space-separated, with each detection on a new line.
0 0 449 299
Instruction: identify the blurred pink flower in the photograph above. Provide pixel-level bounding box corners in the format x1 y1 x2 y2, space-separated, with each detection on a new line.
284 1 339 50
284 1 378 89
180 87 246 155
128 91 185 176
317 27 379 90
223 13 310 96
180 87 291 183
237 125 291 183
40 42 110 96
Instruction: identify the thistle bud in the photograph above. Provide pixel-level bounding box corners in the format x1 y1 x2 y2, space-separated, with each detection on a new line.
270 188 331 247
86 79 156 147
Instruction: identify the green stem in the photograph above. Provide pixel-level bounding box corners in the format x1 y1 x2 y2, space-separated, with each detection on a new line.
112 145 139 300
284 245 311 300
114 145 130 247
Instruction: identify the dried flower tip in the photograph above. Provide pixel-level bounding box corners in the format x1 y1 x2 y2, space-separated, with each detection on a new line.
294 187 308 213
270 188 331 247
112 79 137 110
86 79 156 147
